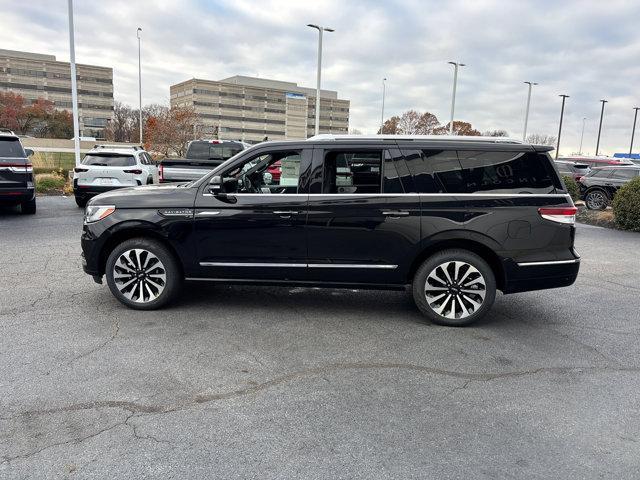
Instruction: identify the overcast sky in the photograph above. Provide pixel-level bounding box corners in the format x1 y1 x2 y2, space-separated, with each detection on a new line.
1 0 639 155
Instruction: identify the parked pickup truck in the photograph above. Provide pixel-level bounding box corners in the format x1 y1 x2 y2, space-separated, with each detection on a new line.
159 139 250 183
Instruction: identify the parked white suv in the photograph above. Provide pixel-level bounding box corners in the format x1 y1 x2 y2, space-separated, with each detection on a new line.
73 145 159 207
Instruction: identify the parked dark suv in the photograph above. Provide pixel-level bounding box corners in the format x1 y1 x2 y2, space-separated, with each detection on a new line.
0 130 36 214
579 165 640 210
81 135 580 326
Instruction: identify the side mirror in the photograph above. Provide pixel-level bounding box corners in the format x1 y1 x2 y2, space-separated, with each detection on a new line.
24 148 34 157
208 175 223 195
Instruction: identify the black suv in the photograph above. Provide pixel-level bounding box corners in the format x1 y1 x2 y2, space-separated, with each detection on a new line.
81 135 580 326
0 130 36 214
579 165 640 210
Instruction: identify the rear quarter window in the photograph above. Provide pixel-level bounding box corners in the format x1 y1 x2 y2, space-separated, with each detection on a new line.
456 151 558 194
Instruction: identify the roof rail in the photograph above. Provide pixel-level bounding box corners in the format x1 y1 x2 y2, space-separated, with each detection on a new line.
0 127 16 135
307 134 525 144
93 144 144 150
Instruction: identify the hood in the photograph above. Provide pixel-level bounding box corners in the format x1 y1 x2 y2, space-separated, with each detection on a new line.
88 183 196 209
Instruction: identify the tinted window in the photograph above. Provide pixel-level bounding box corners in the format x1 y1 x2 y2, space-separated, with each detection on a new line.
609 169 638 180
401 149 462 193
456 151 556 194
0 138 25 158
588 168 612 178
322 151 382 194
82 154 136 167
188 142 242 160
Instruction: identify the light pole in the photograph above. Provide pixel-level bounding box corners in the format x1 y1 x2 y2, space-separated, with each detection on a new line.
448 61 465 134
523 81 538 141
67 0 80 167
579 117 586 155
137 27 143 144
596 99 607 156
380 78 387 134
307 24 334 136
556 94 569 159
630 107 639 157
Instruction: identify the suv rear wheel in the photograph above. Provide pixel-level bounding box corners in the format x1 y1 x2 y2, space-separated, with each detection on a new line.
105 237 182 310
412 249 496 326
585 189 608 210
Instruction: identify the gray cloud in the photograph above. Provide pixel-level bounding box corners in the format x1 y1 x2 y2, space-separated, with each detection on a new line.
1 0 639 155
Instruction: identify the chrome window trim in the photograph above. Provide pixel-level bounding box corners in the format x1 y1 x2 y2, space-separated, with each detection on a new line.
517 259 580 267
199 262 398 269
201 193 571 198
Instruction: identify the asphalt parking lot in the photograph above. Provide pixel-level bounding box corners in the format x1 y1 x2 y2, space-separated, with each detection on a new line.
1 196 639 479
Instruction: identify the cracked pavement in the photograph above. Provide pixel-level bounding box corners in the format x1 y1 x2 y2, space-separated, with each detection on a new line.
1 197 639 479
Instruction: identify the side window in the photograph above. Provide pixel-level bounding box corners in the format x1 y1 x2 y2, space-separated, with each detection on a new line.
591 168 612 178
401 149 463 193
139 153 148 165
457 151 556 194
609 169 637 180
322 150 382 194
224 150 302 194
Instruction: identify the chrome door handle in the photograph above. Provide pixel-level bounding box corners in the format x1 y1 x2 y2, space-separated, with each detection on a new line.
196 211 221 216
382 211 409 217
273 210 298 215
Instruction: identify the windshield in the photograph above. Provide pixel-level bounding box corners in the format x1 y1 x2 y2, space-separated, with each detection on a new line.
0 138 26 158
188 142 243 160
82 154 136 167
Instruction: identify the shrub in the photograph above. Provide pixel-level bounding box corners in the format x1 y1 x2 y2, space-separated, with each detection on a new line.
562 175 580 202
35 173 66 194
612 176 640 232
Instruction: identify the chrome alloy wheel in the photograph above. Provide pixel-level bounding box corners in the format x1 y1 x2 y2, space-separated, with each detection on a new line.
586 191 607 210
424 261 487 320
112 249 167 303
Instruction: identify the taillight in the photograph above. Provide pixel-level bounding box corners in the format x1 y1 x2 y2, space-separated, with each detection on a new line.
159 164 163 181
74 167 89 173
123 169 143 175
538 206 578 224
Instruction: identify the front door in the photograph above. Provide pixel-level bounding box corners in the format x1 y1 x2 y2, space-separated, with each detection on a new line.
193 147 311 281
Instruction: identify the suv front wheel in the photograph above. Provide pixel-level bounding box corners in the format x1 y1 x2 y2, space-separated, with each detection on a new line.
105 237 182 310
412 249 496 326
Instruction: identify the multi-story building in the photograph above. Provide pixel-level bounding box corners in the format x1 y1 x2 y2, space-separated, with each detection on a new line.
0 49 114 139
170 76 349 143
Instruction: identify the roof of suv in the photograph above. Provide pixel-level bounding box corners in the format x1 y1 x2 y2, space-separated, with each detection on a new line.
86 145 145 155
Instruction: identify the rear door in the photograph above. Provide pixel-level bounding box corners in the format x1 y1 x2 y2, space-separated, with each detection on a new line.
0 137 28 191
305 144 420 285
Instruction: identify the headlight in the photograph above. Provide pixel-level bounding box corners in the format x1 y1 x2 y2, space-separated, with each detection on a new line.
84 205 116 224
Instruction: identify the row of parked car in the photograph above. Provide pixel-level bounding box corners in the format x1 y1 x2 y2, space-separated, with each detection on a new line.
554 156 640 210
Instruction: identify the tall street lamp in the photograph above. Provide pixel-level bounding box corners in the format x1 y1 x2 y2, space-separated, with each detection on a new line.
448 61 465 134
137 27 143 144
380 78 387 134
555 94 569 159
307 24 334 136
630 107 640 157
596 99 607 156
579 117 587 155
67 0 80 167
522 81 538 141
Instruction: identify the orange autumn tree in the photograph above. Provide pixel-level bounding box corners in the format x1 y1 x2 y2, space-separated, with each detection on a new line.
145 105 198 157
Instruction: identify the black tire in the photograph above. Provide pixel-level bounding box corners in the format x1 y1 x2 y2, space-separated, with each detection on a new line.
105 237 183 310
412 249 496 327
585 189 608 210
20 197 36 215
75 196 87 208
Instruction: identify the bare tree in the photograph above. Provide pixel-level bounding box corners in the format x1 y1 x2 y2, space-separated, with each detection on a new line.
526 133 557 145
379 110 440 135
483 129 509 137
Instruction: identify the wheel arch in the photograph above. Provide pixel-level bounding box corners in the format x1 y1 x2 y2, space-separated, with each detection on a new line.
98 223 184 277
407 236 506 291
